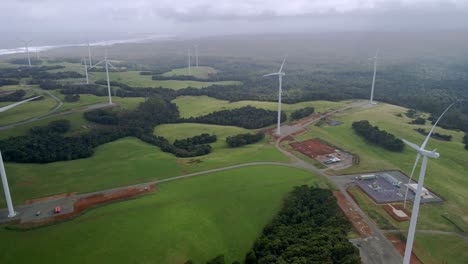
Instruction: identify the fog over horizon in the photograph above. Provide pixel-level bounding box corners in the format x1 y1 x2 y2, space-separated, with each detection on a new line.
1 0 468 48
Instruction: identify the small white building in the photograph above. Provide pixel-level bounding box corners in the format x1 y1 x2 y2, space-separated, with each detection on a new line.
405 183 433 199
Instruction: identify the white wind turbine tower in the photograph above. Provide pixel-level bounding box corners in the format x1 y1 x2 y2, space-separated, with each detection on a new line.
402 103 455 264
369 51 378 104
82 56 89 84
87 40 93 66
89 48 117 105
194 44 199 68
21 40 32 67
188 48 191 75
263 58 286 136
0 94 42 218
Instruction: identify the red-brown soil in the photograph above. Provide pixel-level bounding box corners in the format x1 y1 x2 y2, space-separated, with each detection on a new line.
290 139 336 158
383 204 410 222
25 192 77 204
333 191 373 237
385 233 422 264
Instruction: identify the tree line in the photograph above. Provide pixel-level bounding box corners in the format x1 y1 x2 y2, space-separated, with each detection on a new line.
352 120 405 152
291 107 315 120
0 90 26 102
414 128 452 141
183 106 285 129
244 186 360 264
226 133 264 147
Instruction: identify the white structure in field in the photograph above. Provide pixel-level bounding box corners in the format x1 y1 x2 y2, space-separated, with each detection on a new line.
381 173 402 187
402 103 455 264
405 184 433 199
263 58 286 135
0 151 16 217
88 48 116 105
369 51 378 104
0 96 42 113
21 40 33 67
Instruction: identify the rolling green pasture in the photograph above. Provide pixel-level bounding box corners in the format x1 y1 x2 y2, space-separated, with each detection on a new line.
1 136 288 207
154 123 287 169
92 71 240 90
161 66 217 79
0 96 57 126
295 103 467 231
173 95 350 119
413 233 468 264
0 165 324 264
0 112 91 139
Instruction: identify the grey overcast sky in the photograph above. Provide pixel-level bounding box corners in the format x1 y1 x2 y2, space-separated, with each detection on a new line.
2 0 468 40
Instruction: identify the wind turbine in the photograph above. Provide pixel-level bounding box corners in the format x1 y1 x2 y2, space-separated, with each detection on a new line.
263 58 286 136
402 103 455 264
87 40 93 66
188 48 191 75
369 51 378 104
88 48 116 105
0 95 42 218
194 44 199 68
82 56 89 84
21 40 32 67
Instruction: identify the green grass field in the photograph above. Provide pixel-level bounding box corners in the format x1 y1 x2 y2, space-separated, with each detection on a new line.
0 165 325 264
173 95 350 119
413 233 468 264
91 71 240 90
161 66 217 79
1 136 288 207
295 103 467 231
292 103 468 261
0 96 57 126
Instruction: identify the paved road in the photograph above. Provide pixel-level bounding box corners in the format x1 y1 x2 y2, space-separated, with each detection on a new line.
0 100 403 263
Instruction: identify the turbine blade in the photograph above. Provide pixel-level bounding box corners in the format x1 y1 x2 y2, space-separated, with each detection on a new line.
402 139 421 152
409 153 421 183
263 72 279 77
421 103 455 149
279 57 286 73
89 60 105 69
107 62 117 69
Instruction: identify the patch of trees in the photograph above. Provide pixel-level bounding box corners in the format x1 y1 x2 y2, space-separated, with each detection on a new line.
463 133 468 150
84 109 119 125
414 128 452 141
0 90 25 102
152 75 206 81
46 58 81 64
226 133 264 147
409 117 425 125
0 65 64 79
30 119 71 135
405 109 418 118
352 120 405 152
245 186 360 264
183 106 285 129
38 80 64 90
64 94 80 102
0 79 19 86
174 133 217 148
291 107 315 120
0 119 128 163
9 58 42 65
61 84 109 96
29 71 83 80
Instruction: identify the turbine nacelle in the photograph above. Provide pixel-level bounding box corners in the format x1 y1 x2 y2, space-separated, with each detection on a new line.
402 139 440 159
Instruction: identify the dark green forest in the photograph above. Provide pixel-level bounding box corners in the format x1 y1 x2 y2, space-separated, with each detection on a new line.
352 120 405 152
245 186 360 264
